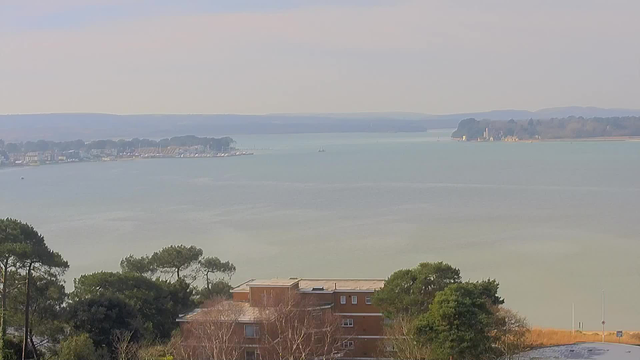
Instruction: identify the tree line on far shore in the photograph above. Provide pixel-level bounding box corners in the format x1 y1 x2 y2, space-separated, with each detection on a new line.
452 116 640 140
0 135 236 156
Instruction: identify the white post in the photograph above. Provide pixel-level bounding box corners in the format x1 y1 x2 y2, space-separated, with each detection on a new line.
572 303 575 336
601 290 605 343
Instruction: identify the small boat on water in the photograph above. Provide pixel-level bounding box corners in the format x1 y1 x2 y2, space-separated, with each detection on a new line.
318 148 326 153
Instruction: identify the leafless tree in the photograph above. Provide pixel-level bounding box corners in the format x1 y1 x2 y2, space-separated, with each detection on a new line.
112 330 140 360
493 308 530 360
178 297 246 360
380 315 431 360
259 294 346 360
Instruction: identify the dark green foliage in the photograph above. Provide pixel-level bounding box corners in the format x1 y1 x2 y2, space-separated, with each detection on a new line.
474 279 504 306
373 262 461 317
453 116 640 140
452 118 487 140
2 338 29 360
414 282 499 360
57 333 99 360
7 272 67 344
71 271 193 341
197 280 233 302
120 255 156 277
149 245 203 281
66 295 141 353
199 256 235 290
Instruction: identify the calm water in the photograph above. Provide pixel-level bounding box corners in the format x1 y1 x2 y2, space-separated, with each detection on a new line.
2 130 640 330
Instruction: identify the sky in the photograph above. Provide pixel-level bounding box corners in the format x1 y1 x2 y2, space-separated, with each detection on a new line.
1 0 640 115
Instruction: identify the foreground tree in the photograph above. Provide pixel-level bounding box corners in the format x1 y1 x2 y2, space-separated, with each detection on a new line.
8 272 67 358
57 333 99 360
120 246 236 301
414 282 500 360
494 308 530 360
373 262 461 318
0 219 24 358
150 245 203 281
119 255 156 277
11 221 69 360
66 295 141 355
199 257 235 291
260 295 346 360
379 315 431 360
71 271 193 341
179 298 246 360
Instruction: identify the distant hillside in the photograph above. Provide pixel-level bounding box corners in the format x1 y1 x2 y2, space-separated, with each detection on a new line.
1 107 639 141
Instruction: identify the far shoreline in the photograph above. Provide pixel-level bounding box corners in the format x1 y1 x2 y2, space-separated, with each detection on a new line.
454 136 640 143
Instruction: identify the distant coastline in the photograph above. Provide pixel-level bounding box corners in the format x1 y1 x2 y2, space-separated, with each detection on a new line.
452 116 640 142
0 135 253 169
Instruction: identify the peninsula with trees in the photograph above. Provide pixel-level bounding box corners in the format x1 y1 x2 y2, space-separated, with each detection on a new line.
0 135 252 168
452 116 640 141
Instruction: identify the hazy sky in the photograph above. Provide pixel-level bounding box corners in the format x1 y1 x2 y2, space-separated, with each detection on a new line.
2 0 640 115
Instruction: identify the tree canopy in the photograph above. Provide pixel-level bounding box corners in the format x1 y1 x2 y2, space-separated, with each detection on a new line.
373 262 461 317
414 282 500 360
149 245 203 281
72 271 193 341
66 295 141 354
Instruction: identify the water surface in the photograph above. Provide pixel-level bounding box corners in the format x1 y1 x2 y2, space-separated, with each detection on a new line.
1 130 639 329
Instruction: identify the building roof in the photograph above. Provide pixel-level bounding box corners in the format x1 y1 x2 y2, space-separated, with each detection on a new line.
298 279 385 292
232 278 385 293
178 301 272 323
247 278 301 287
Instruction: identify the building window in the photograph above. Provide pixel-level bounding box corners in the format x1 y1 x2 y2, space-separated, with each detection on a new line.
340 295 346 304
351 295 357 305
341 318 354 327
246 350 257 360
245 324 259 338
342 341 355 350
365 296 372 305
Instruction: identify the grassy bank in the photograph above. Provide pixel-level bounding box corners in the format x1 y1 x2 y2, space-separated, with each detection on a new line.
529 328 640 346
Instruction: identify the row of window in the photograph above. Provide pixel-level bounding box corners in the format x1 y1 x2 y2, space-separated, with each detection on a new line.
339 295 373 305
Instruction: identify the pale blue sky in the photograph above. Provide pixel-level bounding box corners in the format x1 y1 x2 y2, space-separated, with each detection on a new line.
1 0 639 114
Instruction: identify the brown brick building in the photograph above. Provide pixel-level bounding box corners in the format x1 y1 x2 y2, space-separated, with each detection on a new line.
178 278 387 360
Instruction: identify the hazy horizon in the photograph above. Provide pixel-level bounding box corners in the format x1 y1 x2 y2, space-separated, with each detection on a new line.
2 1 640 114
3 105 640 117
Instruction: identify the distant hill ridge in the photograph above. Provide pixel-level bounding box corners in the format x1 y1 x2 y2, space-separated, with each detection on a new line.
1 107 639 141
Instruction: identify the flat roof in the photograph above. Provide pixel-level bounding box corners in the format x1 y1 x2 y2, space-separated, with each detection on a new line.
178 301 272 323
299 279 385 292
232 278 384 292
247 278 301 287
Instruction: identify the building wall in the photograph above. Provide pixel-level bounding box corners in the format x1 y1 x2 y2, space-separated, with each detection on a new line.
249 286 295 307
233 291 250 302
339 314 384 337
333 292 381 314
190 283 386 360
343 338 383 359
